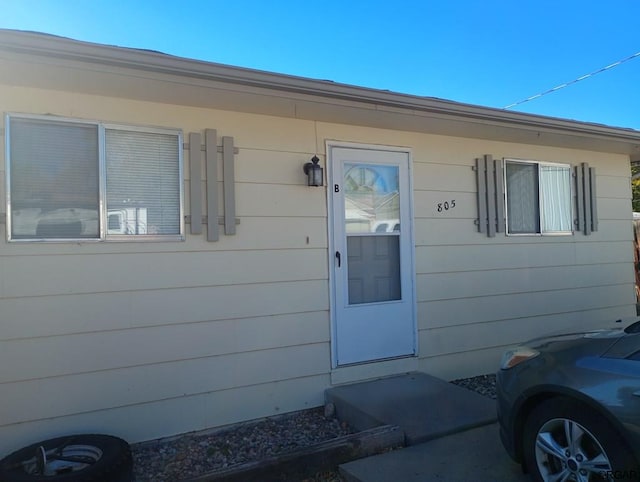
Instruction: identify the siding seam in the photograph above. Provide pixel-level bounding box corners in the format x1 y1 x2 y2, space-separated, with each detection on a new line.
418 281 635 302
0 373 331 428
0 309 330 342
0 341 331 385
420 303 634 330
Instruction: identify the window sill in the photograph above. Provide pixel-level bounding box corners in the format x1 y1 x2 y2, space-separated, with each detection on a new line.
7 235 186 243
505 231 574 237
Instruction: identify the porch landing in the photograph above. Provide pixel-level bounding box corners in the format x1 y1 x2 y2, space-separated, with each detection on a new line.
325 371 496 445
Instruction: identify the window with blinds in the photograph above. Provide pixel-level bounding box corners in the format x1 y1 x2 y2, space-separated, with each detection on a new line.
105 128 181 236
6 115 183 241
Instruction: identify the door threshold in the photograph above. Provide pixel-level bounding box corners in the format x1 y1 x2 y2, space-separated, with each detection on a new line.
337 353 416 369
331 355 418 386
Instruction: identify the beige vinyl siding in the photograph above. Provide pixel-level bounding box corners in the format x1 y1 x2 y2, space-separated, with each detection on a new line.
416 218 632 245
421 285 632 329
418 263 633 301
0 311 329 382
3 343 328 424
1 281 328 340
0 83 635 455
410 147 633 376
316 121 634 378
0 217 327 255
420 306 635 356
417 306 632 380
2 374 329 454
416 242 632 272
0 87 330 454
0 250 327 297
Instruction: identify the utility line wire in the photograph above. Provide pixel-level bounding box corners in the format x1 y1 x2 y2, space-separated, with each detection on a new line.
504 51 640 109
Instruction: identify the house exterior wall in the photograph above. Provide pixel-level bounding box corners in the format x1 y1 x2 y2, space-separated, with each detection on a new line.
316 124 635 379
0 85 635 455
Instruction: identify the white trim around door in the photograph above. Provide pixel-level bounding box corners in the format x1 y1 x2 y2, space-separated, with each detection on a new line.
327 142 417 368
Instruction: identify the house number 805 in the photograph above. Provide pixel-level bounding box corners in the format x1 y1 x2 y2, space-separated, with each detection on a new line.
437 200 456 212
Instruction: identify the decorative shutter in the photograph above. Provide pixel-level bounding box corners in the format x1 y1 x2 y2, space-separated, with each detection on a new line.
205 129 219 241
222 136 236 235
185 130 238 240
189 132 203 235
574 163 598 235
475 154 505 237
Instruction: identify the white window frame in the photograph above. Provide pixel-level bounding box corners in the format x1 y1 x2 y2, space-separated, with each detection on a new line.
5 113 185 242
504 158 573 236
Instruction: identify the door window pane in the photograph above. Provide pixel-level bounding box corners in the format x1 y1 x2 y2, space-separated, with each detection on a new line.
347 235 401 304
344 164 400 233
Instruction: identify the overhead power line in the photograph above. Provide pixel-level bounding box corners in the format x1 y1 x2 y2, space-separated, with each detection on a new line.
504 51 640 109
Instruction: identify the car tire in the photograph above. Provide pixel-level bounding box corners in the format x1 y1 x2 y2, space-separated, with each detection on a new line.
0 434 133 482
523 398 638 482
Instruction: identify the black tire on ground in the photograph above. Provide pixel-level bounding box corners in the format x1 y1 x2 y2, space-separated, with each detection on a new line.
523 398 639 482
0 434 133 482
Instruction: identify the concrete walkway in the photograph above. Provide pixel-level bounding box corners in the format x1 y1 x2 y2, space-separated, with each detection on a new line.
339 423 528 482
325 372 527 482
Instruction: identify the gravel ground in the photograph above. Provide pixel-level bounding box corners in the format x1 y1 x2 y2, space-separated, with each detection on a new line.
132 407 352 481
131 374 497 481
451 373 497 399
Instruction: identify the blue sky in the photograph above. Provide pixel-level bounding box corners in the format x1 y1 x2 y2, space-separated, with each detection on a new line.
2 1 639 129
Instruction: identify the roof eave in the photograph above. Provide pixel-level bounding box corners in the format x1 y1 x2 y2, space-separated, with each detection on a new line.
1 29 640 156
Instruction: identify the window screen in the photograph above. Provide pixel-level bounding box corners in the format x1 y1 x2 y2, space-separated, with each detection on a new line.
9 118 100 239
7 115 183 241
506 162 539 234
105 129 181 236
505 160 572 235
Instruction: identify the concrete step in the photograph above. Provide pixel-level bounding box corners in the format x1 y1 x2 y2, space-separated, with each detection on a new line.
325 372 496 445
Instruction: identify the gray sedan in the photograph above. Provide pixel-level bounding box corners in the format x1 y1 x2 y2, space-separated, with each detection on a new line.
497 320 640 481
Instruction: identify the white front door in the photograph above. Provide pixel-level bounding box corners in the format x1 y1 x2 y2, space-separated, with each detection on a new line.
329 145 416 366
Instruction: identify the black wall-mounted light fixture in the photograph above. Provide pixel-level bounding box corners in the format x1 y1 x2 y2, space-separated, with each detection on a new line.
303 155 323 187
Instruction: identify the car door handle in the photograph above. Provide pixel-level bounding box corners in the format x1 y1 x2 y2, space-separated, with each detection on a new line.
335 251 341 268
633 390 640 398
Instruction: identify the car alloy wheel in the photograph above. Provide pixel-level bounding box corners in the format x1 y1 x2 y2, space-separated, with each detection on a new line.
534 417 611 480
523 398 638 482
